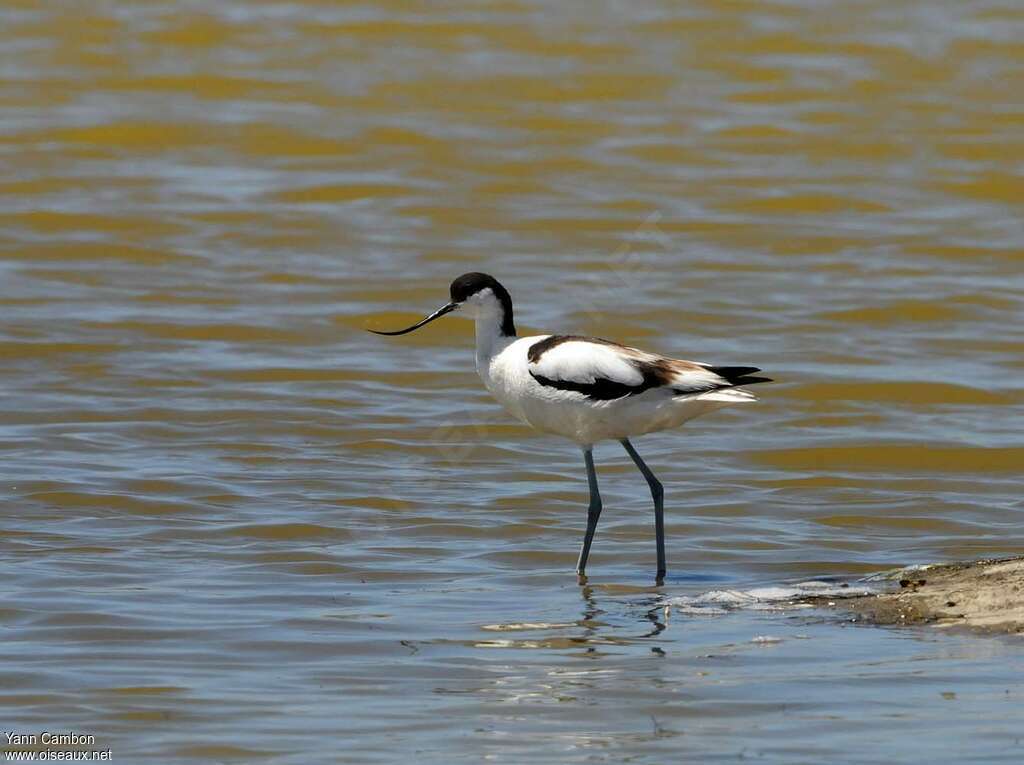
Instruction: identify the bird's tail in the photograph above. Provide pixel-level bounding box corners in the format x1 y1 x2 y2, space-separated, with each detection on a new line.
689 387 759 403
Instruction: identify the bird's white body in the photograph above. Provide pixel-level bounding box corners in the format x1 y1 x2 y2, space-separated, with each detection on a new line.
469 293 756 447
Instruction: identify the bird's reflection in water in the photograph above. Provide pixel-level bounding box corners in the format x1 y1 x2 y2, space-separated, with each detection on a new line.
463 582 671 652
576 584 603 656
577 584 668 650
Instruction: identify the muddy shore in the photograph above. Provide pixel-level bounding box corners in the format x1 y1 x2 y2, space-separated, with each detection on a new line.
811 556 1024 635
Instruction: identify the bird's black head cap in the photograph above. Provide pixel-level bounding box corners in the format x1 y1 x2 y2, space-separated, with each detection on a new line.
449 272 516 337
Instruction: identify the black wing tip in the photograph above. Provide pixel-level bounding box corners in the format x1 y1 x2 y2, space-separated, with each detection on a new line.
729 375 773 386
703 366 772 387
704 365 760 376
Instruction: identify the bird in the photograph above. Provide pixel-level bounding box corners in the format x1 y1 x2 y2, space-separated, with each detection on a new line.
369 272 770 585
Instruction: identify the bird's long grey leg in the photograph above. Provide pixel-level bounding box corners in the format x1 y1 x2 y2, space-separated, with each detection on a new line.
620 438 666 585
575 447 602 584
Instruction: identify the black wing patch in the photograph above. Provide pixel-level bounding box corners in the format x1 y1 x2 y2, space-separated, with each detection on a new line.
527 334 620 363
529 372 664 400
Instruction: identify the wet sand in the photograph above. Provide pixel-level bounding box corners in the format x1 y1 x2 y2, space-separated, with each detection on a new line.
822 557 1024 635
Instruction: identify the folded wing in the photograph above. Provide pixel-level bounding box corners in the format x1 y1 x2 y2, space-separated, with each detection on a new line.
526 335 770 401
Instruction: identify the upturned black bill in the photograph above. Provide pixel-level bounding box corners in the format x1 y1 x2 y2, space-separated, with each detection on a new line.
367 302 459 336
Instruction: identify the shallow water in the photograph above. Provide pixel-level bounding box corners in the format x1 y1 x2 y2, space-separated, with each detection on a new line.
2 1 1023 762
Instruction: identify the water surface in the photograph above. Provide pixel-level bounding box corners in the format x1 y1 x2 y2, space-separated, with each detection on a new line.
1 1 1023 762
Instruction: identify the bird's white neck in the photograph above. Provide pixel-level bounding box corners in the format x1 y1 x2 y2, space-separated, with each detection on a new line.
474 307 515 370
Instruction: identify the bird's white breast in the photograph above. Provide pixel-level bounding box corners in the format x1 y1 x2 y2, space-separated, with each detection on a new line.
478 335 632 444
477 335 544 424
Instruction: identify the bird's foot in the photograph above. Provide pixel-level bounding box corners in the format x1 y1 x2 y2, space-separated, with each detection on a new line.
576 572 589 586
